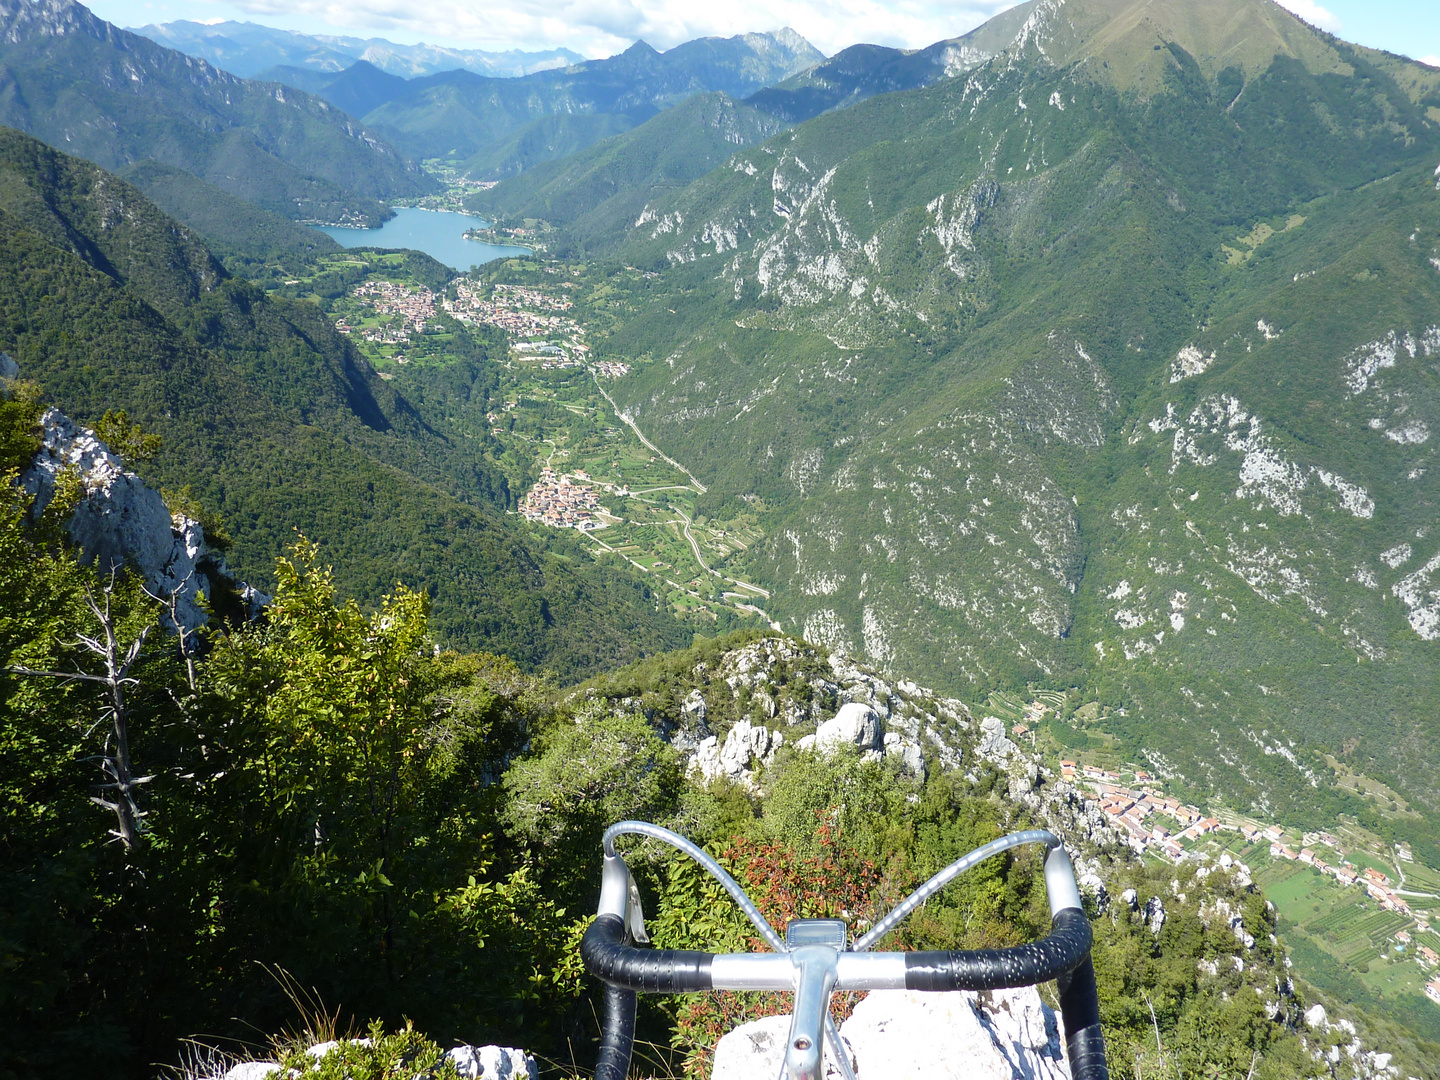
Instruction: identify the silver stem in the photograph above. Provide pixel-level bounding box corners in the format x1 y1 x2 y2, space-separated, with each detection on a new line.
852 828 1059 952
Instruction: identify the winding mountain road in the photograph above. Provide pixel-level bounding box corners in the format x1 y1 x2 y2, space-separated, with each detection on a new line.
590 373 707 493
589 368 777 625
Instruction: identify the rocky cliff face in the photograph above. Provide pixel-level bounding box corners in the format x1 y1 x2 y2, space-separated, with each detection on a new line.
19 404 264 636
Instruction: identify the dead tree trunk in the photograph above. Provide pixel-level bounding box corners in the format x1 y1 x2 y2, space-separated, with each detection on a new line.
7 579 152 850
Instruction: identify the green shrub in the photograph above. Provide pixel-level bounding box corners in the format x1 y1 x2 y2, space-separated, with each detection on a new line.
276 1021 463 1080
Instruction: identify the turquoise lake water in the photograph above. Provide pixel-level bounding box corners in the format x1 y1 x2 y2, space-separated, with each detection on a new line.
315 208 530 271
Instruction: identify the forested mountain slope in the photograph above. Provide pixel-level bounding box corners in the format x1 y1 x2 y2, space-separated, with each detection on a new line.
0 127 688 675
467 91 790 244
0 0 435 225
114 159 343 274
527 0 1440 848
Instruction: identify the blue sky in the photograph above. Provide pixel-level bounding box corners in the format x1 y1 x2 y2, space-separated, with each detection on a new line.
86 0 1440 64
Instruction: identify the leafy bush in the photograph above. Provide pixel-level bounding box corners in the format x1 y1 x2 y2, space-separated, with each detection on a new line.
276 1021 462 1080
93 408 161 465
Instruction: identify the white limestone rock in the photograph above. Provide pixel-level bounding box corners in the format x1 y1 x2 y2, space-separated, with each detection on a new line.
682 688 709 726
1144 895 1167 934
815 701 884 754
842 988 1068 1079
715 987 1068 1079
19 407 266 636
690 718 783 788
446 1044 539 1079
1079 872 1108 910
711 1014 853 1080
221 1064 278 1080
883 730 925 776
671 689 713 752
975 716 1020 765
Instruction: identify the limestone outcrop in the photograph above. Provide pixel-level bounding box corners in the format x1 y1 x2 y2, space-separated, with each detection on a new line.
19 405 264 636
690 717 784 787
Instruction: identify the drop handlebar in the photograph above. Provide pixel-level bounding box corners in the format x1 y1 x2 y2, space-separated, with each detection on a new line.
580 822 1109 1080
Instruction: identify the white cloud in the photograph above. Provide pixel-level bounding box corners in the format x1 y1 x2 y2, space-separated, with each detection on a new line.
1420 55 1440 69
211 0 1025 57
1273 0 1341 33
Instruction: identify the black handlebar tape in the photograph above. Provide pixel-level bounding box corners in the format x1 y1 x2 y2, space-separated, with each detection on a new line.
903 907 1093 991
595 982 637 1080
581 913 715 992
1058 954 1110 1080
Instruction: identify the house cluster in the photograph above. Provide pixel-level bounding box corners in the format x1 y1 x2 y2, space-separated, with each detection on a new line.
443 281 580 340
493 283 572 311
519 467 604 531
593 360 632 378
1062 754 1423 920
1259 829 1412 914
1063 761 1214 861
335 280 438 345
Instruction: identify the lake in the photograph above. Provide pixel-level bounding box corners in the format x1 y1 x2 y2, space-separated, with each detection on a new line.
315 208 530 271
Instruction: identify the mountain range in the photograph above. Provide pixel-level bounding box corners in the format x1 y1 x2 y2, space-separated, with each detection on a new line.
128 19 585 79
0 0 434 225
464 4 1052 227
280 31 824 178
494 0 1440 857
9 0 1440 851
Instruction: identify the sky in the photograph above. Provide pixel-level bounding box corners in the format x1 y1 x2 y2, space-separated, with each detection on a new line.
86 0 1440 67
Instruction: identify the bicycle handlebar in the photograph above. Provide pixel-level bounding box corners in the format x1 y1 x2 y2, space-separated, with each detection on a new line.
580 823 1109 1080
582 906 1092 993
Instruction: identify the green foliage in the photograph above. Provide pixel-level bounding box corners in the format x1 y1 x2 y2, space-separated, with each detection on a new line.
94 408 161 465
0 474 184 1076
501 706 683 888
276 1021 462 1080
0 527 596 1078
0 377 43 473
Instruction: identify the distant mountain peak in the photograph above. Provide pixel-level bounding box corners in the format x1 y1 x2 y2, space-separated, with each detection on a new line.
126 16 588 79
1000 0 1361 91
766 27 816 51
